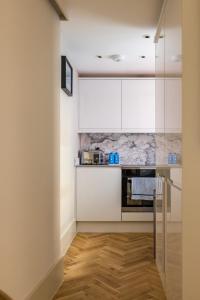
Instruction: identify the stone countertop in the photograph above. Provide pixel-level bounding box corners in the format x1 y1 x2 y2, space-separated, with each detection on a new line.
75 164 182 169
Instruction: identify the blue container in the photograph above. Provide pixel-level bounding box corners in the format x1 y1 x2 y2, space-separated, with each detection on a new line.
114 152 120 164
168 153 173 164
109 152 115 165
172 153 177 164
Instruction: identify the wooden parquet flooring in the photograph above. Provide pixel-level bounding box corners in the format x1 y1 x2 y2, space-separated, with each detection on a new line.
54 233 166 300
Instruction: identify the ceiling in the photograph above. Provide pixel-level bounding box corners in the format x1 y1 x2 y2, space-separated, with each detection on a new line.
59 0 163 76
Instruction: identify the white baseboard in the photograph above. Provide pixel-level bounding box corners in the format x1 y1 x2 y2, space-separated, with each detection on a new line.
25 220 77 300
26 258 64 300
77 221 153 233
61 219 76 256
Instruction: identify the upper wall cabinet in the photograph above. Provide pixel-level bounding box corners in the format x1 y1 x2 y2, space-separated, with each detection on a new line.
164 0 182 133
155 79 165 132
78 78 157 133
155 15 165 133
122 79 155 132
79 79 121 131
165 78 182 133
155 0 182 134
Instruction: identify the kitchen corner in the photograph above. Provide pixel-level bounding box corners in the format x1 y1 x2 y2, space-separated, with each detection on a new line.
74 120 182 234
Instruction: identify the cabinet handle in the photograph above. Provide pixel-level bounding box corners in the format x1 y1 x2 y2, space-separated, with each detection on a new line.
166 178 182 192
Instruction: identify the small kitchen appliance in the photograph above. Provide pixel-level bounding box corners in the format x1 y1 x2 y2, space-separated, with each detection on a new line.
79 150 105 165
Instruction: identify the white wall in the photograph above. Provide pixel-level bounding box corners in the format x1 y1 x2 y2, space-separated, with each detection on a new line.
60 54 79 255
0 1 61 299
182 0 200 299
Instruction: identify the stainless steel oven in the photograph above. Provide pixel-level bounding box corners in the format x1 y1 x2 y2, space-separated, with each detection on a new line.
122 168 156 212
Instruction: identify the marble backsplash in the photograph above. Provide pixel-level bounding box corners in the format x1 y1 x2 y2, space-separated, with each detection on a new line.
79 133 182 165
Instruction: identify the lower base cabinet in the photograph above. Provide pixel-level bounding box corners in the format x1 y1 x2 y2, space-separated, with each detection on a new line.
76 167 121 221
156 173 182 300
122 212 153 222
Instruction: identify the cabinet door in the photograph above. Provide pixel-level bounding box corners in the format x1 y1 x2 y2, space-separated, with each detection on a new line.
155 176 165 284
76 167 121 221
79 79 121 131
155 16 165 133
155 79 165 132
164 0 182 134
122 79 155 132
166 182 182 300
165 78 182 133
170 168 182 222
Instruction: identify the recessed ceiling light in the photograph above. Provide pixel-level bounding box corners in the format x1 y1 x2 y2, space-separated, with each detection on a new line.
143 34 151 39
109 54 125 62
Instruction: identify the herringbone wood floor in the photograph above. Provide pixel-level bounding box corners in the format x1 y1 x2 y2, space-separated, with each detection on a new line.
54 233 166 300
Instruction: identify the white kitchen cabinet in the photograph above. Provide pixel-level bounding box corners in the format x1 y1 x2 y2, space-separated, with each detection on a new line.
155 0 182 134
79 79 121 131
79 78 158 133
165 78 182 133
155 176 165 284
164 0 182 146
155 79 165 132
155 15 165 133
122 79 155 132
155 78 182 134
155 170 182 300
155 0 182 297
166 179 182 300
76 167 121 221
169 168 182 222
170 168 182 187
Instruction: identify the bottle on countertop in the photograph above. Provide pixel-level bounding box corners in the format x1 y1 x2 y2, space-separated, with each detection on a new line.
172 153 177 164
109 152 115 165
168 152 177 164
114 152 120 164
168 153 173 164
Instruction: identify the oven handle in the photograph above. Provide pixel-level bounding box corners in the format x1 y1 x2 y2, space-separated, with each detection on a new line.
127 178 132 198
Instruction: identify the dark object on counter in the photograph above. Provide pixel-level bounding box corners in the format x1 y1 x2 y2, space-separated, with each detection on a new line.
79 151 93 165
93 151 104 164
79 150 105 165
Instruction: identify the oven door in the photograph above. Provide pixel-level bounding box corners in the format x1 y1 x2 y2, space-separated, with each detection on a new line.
125 177 155 212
